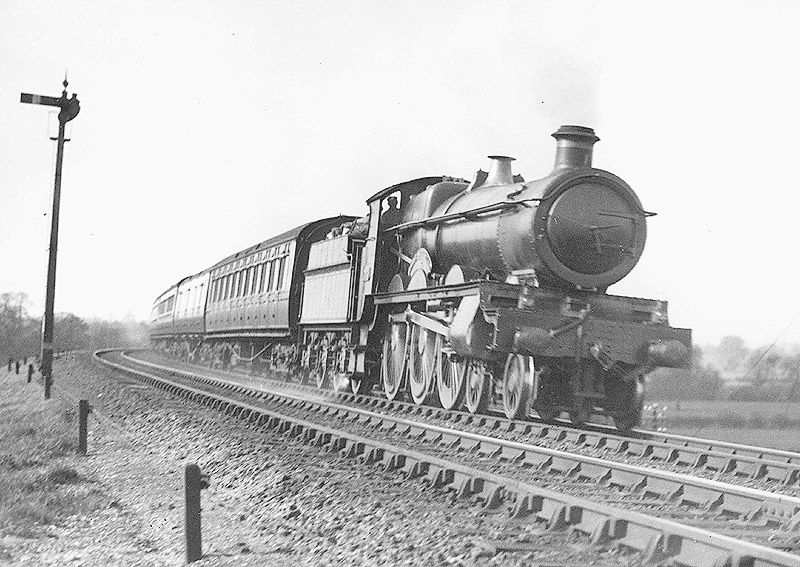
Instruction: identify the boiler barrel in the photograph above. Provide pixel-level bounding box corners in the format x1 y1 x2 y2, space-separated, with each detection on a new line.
404 168 647 290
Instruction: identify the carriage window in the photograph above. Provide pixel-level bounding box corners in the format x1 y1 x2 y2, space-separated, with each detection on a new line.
267 260 276 291
255 264 263 294
243 269 251 296
248 266 256 295
276 257 286 291
258 263 267 293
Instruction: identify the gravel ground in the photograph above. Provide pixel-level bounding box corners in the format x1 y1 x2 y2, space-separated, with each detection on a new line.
1 352 639 566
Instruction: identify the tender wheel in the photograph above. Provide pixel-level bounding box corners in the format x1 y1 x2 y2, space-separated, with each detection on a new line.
613 379 644 433
381 322 408 400
407 325 438 405
437 349 466 410
465 359 491 414
502 354 534 420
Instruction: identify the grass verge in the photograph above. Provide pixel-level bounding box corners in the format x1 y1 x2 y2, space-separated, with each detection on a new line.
0 369 108 539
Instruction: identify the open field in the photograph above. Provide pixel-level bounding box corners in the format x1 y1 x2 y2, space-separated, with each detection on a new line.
644 399 800 452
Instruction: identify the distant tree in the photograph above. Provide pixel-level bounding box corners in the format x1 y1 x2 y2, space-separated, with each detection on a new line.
716 335 749 372
742 348 777 386
0 290 150 360
85 318 149 351
0 292 40 359
781 353 800 401
53 313 91 353
722 343 800 401
645 345 724 400
18 316 42 358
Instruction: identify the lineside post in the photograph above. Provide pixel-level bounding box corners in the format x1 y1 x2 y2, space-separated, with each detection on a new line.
77 399 91 454
20 78 80 400
185 464 209 563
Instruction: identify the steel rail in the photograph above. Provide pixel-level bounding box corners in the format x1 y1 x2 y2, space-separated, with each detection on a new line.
101 349 800 565
124 348 800 489
569 417 800 467
636 428 800 466
122 351 800 519
96 349 800 567
542 423 800 487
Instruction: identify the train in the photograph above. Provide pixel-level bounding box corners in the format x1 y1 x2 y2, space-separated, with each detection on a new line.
149 125 691 432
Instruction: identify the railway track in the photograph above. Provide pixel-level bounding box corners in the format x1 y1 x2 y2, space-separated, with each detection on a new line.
131 350 800 496
96 348 800 566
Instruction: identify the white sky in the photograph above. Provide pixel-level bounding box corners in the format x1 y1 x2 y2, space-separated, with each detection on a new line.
2 1 800 349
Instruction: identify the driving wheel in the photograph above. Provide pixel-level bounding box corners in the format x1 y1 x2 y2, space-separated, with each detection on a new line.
381 322 408 400
437 349 466 410
407 324 437 405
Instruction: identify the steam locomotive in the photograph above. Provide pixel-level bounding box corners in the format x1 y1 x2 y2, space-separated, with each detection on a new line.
150 125 691 431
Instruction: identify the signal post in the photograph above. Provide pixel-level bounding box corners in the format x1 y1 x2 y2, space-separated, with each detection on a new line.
20 78 81 399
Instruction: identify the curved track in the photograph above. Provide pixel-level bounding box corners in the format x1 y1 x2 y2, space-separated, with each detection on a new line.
96 349 800 566
132 350 800 492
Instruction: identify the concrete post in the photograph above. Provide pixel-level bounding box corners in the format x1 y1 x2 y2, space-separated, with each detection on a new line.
185 464 209 562
78 400 91 454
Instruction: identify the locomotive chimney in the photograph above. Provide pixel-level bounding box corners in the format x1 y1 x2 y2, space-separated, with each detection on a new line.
484 155 515 186
552 125 599 170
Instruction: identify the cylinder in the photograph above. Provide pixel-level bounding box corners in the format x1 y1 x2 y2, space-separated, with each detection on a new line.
513 327 555 356
647 340 690 367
